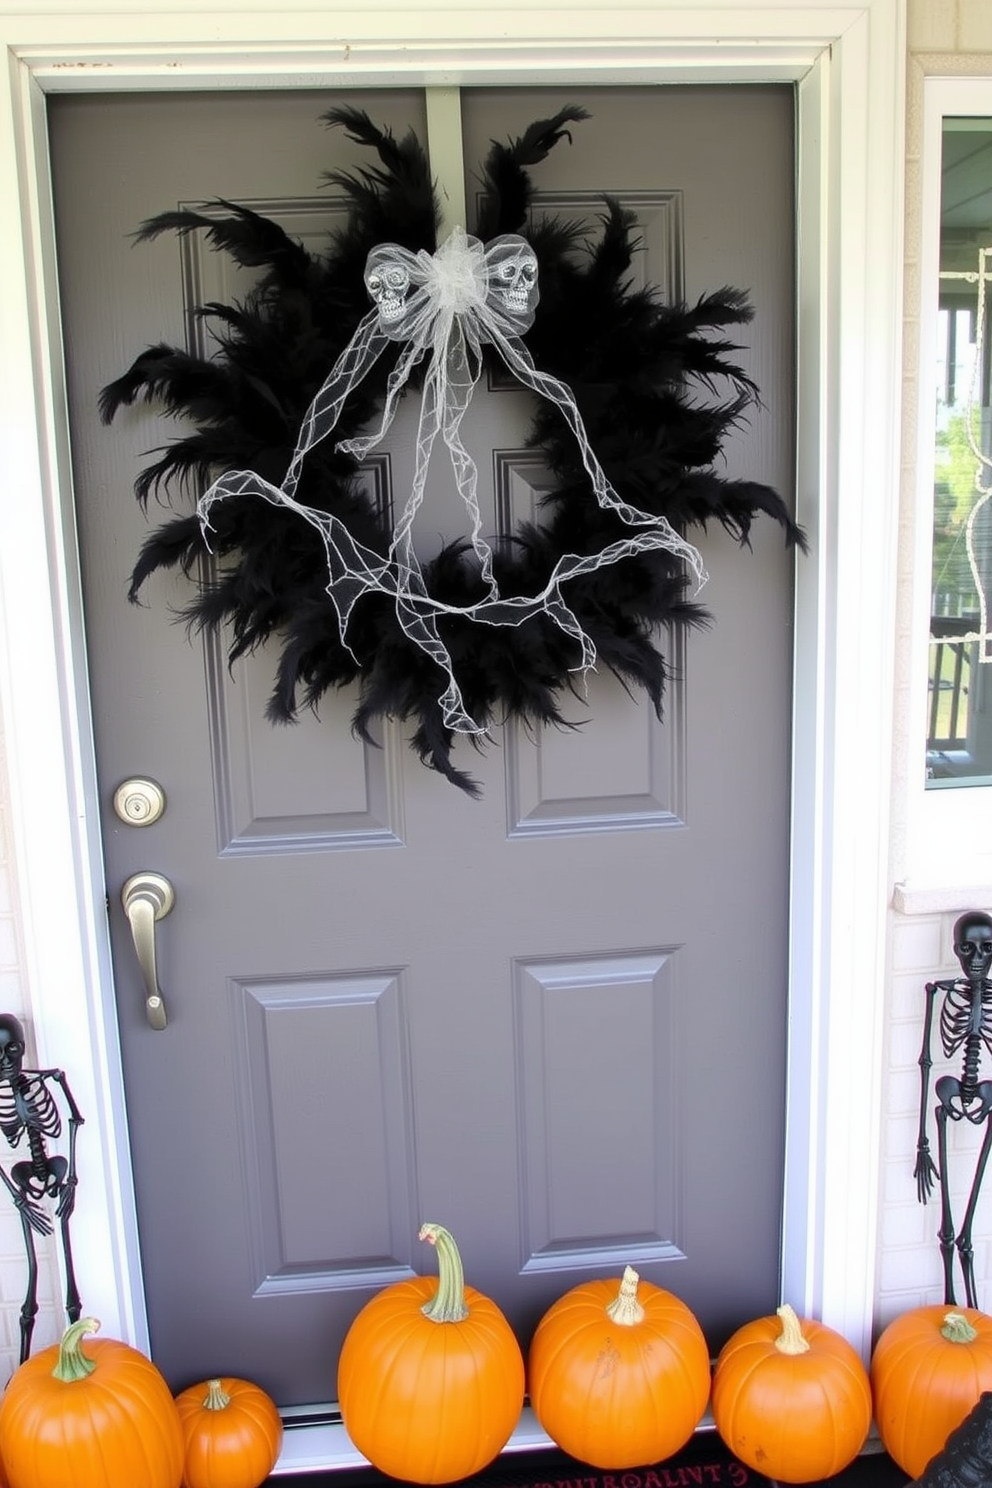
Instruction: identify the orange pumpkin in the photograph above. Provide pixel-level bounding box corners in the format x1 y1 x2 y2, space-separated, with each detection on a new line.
527 1265 711 1469
0 1317 184 1488
337 1222 525 1484
711 1304 872 1483
175 1377 282 1488
871 1306 992 1478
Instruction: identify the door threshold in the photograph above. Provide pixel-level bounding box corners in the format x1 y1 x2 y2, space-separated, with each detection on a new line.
273 1408 720 1477
273 1407 556 1476
274 1414 890 1481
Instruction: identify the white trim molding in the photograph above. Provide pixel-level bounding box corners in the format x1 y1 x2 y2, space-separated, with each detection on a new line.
0 0 905 1425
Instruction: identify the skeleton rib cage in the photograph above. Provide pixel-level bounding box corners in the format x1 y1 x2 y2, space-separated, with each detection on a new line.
0 1074 61 1150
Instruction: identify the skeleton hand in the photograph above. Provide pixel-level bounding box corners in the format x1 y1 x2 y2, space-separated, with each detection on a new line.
915 1139 939 1203
56 1175 77 1221
15 1192 53 1237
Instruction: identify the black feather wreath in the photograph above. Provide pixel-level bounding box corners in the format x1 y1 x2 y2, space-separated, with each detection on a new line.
102 104 804 795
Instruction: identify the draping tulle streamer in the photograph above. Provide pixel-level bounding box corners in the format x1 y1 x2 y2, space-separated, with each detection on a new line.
199 228 707 734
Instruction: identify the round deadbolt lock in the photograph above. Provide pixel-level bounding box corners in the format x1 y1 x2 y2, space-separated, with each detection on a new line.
113 777 167 827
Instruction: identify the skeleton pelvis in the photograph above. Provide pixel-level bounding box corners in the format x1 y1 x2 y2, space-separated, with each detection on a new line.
12 1154 66 1198
936 1074 992 1122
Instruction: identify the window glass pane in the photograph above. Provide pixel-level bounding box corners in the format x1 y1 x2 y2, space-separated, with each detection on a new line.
927 118 992 787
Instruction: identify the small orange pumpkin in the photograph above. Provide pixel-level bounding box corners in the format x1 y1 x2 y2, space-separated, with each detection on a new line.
871 1306 992 1478
527 1265 711 1469
175 1377 282 1488
338 1222 525 1484
0 1316 184 1488
711 1304 872 1483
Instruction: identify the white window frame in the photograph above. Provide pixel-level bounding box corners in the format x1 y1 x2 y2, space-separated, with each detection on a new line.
902 77 992 908
0 0 904 1445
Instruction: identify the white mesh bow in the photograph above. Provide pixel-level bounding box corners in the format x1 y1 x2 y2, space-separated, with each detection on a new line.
199 229 707 734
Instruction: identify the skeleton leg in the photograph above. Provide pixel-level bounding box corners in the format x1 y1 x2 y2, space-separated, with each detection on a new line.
57 1074 83 1323
954 1086 992 1309
0 1163 51 1362
935 1102 959 1304
15 1204 39 1364
58 1204 81 1325
16 1153 80 1329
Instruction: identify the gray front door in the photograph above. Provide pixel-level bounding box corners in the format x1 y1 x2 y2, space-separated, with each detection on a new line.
49 84 795 1406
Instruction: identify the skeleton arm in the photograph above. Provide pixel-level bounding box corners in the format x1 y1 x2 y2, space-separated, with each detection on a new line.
42 1070 83 1219
41 1070 83 1127
916 979 946 1203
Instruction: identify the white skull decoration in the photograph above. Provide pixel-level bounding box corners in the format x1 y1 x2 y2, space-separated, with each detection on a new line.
365 259 412 326
486 241 539 324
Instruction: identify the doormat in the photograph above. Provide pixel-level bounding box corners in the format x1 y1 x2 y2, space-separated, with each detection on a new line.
265 1434 912 1487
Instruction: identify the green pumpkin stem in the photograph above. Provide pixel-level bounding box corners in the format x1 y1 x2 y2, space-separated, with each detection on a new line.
204 1378 232 1410
419 1222 469 1323
941 1311 979 1344
52 1317 100 1382
605 1266 646 1326
774 1304 811 1355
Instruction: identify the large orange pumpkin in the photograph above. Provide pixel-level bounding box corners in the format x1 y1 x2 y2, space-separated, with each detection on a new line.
711 1304 872 1483
527 1265 711 1469
175 1377 282 1488
871 1306 992 1478
0 1316 184 1488
337 1222 525 1484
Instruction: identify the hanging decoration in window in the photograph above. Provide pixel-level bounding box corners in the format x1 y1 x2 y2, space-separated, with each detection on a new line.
102 107 804 794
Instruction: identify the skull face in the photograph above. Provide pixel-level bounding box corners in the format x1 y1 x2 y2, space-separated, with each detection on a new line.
366 261 412 324
0 1015 25 1083
954 911 992 980
488 248 538 318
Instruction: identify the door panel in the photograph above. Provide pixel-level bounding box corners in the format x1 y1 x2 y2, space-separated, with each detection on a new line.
49 84 795 1405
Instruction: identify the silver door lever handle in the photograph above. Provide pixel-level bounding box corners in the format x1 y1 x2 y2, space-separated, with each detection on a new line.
121 872 175 1030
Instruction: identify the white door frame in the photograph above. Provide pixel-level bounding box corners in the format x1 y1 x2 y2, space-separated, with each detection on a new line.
0 0 905 1379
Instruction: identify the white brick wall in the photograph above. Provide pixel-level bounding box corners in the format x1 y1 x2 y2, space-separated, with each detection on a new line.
0 705 64 1385
877 914 992 1325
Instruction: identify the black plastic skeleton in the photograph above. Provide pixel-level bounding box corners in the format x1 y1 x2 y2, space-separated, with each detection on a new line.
0 1014 83 1362
916 912 992 1307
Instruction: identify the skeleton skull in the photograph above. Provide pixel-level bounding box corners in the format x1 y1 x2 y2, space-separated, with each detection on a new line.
487 246 539 319
366 261 412 324
954 911 992 980
0 1015 25 1083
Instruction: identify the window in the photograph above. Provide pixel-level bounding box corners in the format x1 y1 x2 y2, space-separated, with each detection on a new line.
926 120 992 788
901 79 992 898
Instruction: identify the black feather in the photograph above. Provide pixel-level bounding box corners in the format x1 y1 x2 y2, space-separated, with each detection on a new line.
474 106 591 239
322 106 439 257
136 203 314 287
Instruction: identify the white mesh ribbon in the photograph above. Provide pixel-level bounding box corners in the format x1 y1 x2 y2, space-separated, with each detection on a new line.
199 229 707 734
